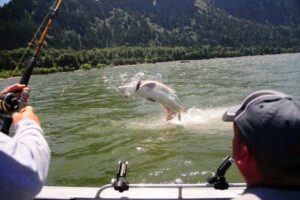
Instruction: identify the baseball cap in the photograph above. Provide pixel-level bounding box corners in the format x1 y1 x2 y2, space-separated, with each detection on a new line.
223 90 300 166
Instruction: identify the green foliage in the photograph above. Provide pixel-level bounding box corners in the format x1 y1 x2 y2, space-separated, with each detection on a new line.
1 46 299 78
80 63 92 70
0 0 299 50
33 67 58 75
213 0 300 27
56 52 80 70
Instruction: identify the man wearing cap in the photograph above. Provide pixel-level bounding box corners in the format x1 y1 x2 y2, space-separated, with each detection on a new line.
223 90 300 200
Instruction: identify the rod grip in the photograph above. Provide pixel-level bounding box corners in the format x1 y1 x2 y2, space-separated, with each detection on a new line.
19 57 36 85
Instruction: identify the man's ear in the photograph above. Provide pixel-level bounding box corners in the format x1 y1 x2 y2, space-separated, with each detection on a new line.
235 144 251 167
233 124 252 167
233 124 261 186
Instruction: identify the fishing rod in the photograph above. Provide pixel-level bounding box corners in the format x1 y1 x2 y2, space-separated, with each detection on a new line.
0 0 63 134
21 0 63 85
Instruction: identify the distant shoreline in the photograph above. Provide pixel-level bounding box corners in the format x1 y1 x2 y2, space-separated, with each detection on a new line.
1 46 299 79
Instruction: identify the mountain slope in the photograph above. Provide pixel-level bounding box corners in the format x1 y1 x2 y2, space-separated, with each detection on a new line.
212 0 300 27
0 0 299 50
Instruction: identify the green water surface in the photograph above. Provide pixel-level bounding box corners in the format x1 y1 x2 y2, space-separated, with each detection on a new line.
1 53 299 186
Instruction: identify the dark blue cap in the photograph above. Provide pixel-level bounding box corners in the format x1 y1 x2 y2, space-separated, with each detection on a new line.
223 90 300 166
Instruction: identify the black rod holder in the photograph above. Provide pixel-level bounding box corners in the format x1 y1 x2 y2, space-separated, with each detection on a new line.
207 156 234 190
111 160 129 192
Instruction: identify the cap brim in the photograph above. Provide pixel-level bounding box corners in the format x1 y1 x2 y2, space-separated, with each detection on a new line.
222 105 241 121
222 90 288 122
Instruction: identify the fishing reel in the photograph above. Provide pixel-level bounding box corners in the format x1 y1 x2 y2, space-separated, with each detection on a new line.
1 93 22 113
0 91 30 134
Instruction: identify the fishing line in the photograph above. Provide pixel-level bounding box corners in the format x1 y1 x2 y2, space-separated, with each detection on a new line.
14 0 58 72
0 0 63 134
95 0 116 47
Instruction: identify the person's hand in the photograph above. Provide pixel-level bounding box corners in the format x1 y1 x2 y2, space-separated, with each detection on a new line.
12 106 41 126
1 84 29 95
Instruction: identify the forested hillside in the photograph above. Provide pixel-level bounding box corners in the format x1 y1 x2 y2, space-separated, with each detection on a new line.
0 0 299 50
213 0 300 27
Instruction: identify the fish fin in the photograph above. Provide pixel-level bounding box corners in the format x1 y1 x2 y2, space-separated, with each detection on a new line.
177 112 181 121
166 109 175 121
144 82 156 89
146 98 156 102
166 112 175 121
160 104 175 121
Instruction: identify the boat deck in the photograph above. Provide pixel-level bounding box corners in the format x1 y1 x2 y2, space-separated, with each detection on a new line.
36 183 246 200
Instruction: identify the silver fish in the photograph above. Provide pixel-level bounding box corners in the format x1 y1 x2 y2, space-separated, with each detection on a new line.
119 80 185 121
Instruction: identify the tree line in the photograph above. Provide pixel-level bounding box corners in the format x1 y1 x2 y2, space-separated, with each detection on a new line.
1 45 299 78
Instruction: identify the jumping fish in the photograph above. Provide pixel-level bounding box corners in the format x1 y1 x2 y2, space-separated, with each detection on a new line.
119 80 185 121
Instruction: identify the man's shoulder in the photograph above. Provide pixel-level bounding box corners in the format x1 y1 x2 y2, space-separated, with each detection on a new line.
232 193 260 200
232 186 300 200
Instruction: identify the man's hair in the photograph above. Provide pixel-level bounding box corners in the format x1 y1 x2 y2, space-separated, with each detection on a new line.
236 126 300 185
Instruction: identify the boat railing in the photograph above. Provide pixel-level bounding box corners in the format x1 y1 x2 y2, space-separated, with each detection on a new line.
37 158 240 199
36 183 246 200
96 183 246 200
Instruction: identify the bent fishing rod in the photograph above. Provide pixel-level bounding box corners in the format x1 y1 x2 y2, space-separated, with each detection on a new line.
0 0 63 134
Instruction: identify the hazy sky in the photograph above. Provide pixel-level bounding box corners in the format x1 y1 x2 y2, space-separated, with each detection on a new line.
0 0 10 7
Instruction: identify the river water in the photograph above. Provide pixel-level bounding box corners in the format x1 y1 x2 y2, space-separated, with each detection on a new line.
1 53 300 186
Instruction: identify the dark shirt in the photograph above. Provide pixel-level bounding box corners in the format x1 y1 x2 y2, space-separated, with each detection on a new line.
233 186 300 200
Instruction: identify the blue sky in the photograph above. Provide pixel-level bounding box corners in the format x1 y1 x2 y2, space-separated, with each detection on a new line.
0 0 10 7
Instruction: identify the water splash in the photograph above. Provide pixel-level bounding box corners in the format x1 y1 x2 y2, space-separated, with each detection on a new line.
123 107 229 132
168 107 226 127
102 72 228 131
103 71 166 97
136 146 145 153
119 73 128 82
131 72 145 81
117 71 163 86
